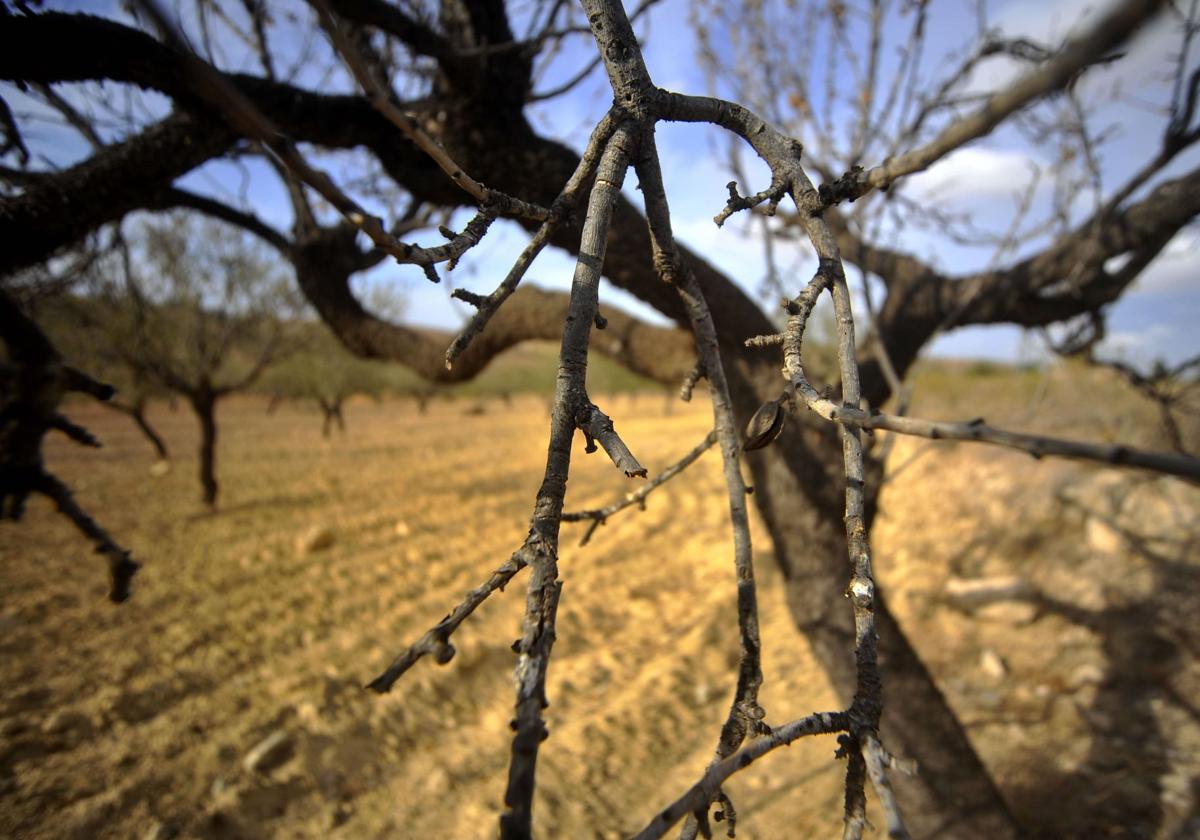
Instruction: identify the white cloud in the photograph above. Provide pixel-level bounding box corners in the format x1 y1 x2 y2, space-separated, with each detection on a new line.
1096 323 1175 361
904 146 1044 203
1162 228 1200 258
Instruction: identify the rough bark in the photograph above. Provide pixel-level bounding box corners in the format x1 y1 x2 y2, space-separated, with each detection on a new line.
0 111 237 277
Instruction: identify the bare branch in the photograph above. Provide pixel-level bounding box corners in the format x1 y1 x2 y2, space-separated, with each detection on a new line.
367 547 529 692
678 360 706 402
575 401 647 478
445 108 620 368
1 288 139 602
0 94 29 165
528 52 603 102
862 733 912 840
314 0 548 221
561 430 716 533
32 471 141 603
629 711 849 840
130 0 540 282
500 124 635 839
627 99 765 835
806 402 1200 484
47 413 102 448
30 82 105 150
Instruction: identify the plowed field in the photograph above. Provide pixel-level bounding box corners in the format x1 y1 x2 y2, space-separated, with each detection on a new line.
2 385 1197 838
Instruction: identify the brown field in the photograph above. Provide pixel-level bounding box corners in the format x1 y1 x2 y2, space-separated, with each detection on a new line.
1 364 1198 838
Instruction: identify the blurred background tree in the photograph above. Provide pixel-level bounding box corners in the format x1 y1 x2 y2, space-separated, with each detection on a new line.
41 214 306 507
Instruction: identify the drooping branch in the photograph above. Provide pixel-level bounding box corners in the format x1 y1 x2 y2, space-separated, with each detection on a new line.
572 5 782 833
824 252 901 839
652 30 921 831
632 122 767 836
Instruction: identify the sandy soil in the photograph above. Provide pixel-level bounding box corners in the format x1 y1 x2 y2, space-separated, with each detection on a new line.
1 392 1197 838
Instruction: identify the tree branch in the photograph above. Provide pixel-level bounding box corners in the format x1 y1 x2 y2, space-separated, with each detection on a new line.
560 430 716 542
820 403 1200 484
629 711 849 840
367 547 528 692
824 0 1168 201
0 288 139 602
500 124 635 840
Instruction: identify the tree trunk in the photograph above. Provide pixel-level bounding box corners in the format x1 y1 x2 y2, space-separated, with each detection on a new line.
318 397 346 438
190 390 219 508
319 398 333 439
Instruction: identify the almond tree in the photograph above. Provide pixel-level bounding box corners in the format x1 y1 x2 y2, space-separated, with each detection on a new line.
67 214 303 507
263 323 406 437
1 0 1199 836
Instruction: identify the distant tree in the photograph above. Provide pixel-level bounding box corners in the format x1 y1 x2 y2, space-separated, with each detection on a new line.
263 323 405 438
68 215 303 507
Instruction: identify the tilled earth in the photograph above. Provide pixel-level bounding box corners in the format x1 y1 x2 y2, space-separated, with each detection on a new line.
1 392 1197 838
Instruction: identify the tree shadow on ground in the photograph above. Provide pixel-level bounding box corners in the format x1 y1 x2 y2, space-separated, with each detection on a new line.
1002 486 1200 839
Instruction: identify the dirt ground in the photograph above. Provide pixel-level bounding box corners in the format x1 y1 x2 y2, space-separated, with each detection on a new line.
1 382 1197 838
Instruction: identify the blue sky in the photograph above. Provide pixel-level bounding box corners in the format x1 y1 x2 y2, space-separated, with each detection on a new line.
4 0 1198 366
404 0 1200 366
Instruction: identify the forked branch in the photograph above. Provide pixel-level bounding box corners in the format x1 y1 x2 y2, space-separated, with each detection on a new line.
630 711 850 840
